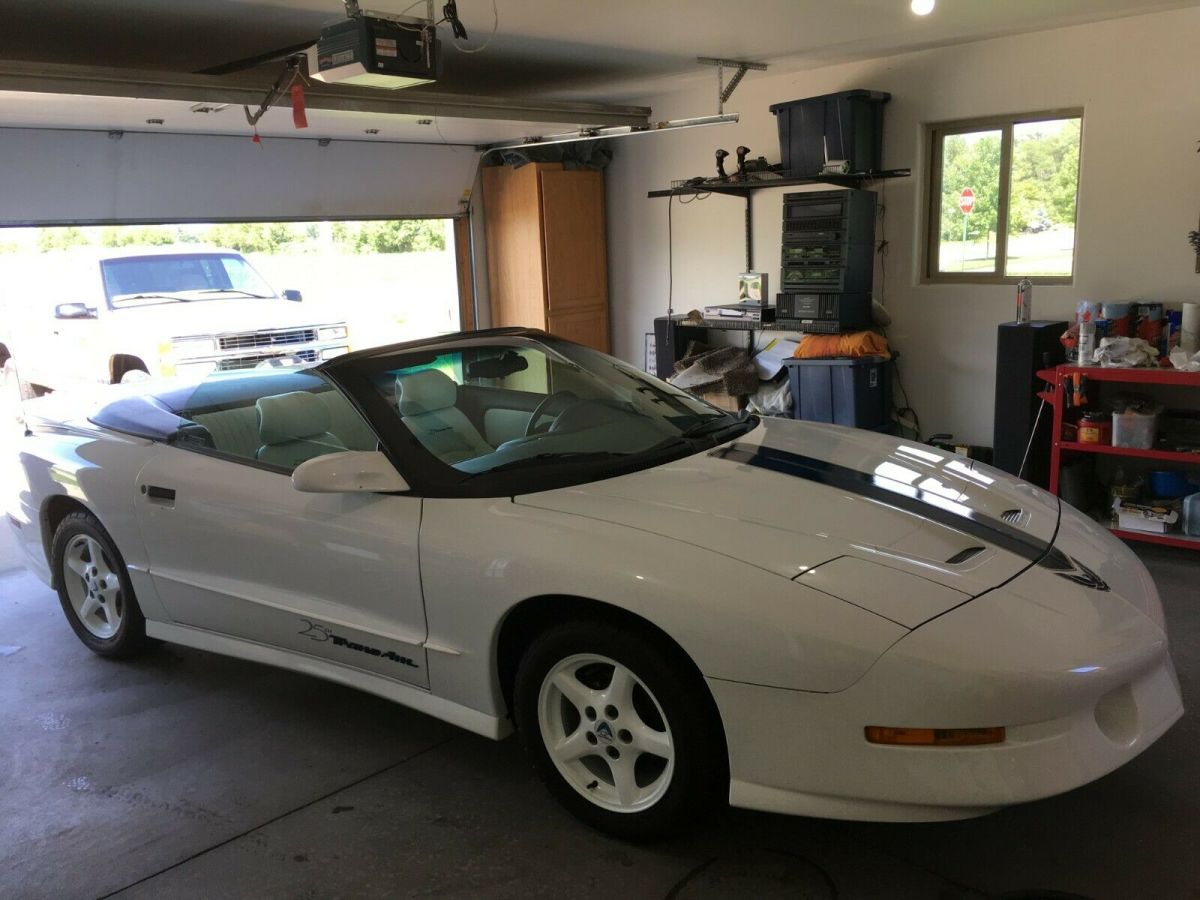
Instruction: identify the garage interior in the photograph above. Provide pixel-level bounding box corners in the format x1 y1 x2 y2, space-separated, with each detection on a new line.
2 1 1199 898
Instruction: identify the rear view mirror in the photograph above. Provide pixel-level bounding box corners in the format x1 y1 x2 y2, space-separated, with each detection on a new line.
54 303 96 319
292 450 409 494
283 289 303 302
467 351 529 380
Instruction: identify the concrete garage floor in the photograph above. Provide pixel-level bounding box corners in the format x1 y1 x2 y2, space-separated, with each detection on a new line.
0 425 1196 899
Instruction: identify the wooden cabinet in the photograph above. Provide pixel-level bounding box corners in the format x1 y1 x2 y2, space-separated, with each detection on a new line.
481 162 610 352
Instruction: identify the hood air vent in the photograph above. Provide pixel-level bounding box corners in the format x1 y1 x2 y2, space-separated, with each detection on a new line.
1000 508 1023 524
945 546 985 565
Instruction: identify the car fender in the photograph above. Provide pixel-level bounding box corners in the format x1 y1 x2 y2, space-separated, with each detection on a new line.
12 427 169 622
418 497 908 719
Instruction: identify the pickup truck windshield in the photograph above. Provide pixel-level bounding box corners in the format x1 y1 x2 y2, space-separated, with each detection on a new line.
103 254 276 307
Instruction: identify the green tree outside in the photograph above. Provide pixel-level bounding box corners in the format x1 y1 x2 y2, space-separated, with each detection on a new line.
939 131 1002 242
203 222 299 254
36 227 90 252
24 220 448 256
1008 118 1081 232
99 225 178 247
338 219 446 254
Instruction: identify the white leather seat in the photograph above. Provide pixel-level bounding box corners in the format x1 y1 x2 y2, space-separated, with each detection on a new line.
395 369 492 465
255 391 348 468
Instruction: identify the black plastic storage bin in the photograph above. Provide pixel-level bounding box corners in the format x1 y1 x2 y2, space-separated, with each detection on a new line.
769 90 890 176
783 356 893 429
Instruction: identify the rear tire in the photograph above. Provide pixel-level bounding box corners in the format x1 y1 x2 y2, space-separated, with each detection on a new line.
513 618 728 841
51 511 151 658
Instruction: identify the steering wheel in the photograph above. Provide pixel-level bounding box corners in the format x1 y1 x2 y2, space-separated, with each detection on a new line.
525 391 578 437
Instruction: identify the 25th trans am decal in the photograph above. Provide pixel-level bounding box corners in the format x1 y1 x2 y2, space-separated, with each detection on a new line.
297 619 420 668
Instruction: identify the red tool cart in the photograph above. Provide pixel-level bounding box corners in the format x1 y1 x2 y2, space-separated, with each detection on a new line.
1036 364 1200 550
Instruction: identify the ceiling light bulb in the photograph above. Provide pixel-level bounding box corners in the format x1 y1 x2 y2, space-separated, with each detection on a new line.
911 0 934 14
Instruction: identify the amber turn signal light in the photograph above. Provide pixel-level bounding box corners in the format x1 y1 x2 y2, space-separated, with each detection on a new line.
864 726 1005 746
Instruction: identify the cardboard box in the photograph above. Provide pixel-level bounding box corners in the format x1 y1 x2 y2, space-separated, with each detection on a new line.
701 391 746 413
1113 498 1179 533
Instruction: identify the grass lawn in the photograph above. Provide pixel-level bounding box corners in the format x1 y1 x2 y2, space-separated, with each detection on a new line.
939 227 1075 276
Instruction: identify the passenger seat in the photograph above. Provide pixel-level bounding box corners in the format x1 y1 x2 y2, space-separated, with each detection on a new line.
255 391 348 468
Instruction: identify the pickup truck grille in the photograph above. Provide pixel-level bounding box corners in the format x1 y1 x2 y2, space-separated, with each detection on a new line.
216 349 319 371
218 328 317 351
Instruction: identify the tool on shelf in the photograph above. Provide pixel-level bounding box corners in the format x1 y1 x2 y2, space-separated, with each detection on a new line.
715 148 729 181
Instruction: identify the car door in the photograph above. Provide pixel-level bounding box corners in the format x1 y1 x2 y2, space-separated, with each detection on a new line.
131 375 429 688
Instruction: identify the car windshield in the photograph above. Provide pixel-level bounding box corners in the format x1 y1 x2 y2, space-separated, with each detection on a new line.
102 253 276 306
358 337 753 478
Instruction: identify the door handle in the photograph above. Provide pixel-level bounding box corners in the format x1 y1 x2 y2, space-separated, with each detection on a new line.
142 485 176 504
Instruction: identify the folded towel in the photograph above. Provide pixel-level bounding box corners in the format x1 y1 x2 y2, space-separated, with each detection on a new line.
794 331 890 360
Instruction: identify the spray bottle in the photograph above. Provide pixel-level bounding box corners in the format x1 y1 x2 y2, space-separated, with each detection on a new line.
1016 278 1033 324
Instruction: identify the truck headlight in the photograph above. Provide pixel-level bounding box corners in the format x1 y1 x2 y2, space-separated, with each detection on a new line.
320 346 350 360
319 325 349 341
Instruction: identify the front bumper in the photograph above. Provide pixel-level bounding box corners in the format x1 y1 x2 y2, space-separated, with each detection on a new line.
714 654 1181 821
714 555 1184 821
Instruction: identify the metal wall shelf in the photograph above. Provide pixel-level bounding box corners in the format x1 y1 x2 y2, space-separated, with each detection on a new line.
647 168 910 199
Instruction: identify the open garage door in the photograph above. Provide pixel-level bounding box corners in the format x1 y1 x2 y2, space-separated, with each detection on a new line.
0 127 479 224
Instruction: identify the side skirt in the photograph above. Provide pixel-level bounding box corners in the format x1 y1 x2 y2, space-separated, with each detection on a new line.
146 621 512 740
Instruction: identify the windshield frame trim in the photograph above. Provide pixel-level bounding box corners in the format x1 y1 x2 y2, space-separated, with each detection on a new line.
319 331 758 498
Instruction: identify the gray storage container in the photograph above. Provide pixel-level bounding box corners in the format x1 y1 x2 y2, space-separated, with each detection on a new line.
769 90 891 176
783 355 893 430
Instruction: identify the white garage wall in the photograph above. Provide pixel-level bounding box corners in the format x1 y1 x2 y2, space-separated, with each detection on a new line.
0 128 480 223
607 6 1200 445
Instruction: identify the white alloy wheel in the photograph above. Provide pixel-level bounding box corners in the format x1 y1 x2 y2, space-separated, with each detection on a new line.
119 368 150 384
62 534 125 639
537 653 675 814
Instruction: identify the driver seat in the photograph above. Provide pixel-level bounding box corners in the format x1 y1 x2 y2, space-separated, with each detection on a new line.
395 369 491 464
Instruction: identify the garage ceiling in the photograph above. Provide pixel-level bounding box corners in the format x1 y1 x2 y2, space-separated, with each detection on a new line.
1 0 1197 101
1 0 1196 146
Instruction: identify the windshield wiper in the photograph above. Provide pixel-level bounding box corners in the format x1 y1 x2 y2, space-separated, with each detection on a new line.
112 292 195 304
192 288 274 299
471 451 627 476
678 415 739 439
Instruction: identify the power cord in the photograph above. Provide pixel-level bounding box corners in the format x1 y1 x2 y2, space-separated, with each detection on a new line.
665 185 710 348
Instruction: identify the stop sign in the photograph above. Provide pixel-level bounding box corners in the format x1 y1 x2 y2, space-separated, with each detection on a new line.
958 188 975 215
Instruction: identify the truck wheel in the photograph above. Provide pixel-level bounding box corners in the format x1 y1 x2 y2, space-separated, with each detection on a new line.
112 355 150 384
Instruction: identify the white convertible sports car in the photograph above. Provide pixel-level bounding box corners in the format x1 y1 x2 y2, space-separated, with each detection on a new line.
6 329 1183 839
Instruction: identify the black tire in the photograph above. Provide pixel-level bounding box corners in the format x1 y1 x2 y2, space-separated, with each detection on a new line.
513 618 728 841
50 510 151 658
111 355 149 385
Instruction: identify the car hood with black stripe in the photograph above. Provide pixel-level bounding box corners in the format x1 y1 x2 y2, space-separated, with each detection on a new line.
515 417 1061 608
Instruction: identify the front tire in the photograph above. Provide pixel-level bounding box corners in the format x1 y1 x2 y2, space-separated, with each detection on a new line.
513 619 727 840
51 511 151 658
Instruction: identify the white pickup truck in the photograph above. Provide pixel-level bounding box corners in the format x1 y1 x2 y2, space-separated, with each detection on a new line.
0 246 350 394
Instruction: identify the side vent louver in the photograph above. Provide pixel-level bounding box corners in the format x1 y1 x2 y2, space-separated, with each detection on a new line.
1000 509 1023 524
945 546 986 565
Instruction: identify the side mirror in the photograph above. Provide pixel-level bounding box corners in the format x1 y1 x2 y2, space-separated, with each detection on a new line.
283 289 303 302
55 303 97 319
292 450 409 494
